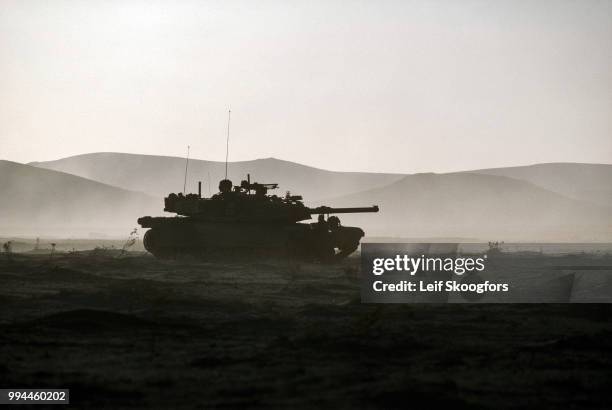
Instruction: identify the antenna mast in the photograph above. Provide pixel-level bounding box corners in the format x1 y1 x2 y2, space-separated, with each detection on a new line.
225 109 231 179
183 145 190 194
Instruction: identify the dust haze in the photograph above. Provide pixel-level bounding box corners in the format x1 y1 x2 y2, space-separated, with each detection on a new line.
2 153 611 241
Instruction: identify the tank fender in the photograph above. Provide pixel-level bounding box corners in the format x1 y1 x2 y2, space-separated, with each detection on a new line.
138 216 154 228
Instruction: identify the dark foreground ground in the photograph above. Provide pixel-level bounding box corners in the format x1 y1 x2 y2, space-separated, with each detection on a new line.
1 251 611 409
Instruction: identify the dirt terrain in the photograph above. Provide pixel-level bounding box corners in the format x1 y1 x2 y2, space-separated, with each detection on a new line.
1 251 612 408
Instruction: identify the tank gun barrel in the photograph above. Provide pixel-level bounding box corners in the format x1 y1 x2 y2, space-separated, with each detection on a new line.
308 205 379 215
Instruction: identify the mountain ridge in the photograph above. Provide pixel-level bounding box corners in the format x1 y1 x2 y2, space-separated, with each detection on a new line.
0 160 159 236
29 152 406 202
328 171 612 241
4 153 610 240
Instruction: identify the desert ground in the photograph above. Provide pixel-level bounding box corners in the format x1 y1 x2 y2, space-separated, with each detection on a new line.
1 248 612 409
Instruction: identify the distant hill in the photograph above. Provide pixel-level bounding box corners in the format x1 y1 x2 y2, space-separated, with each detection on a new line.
32 154 612 207
468 163 612 207
330 172 612 241
30 153 404 203
0 160 159 237
17 153 612 240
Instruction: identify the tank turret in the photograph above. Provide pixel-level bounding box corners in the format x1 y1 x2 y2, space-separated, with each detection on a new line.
138 175 379 261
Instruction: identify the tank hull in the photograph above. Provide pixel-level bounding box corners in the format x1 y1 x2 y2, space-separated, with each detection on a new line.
139 217 364 261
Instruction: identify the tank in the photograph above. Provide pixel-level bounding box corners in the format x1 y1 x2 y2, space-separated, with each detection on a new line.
137 175 379 261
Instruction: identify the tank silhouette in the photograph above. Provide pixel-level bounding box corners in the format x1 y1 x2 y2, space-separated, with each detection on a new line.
138 175 379 261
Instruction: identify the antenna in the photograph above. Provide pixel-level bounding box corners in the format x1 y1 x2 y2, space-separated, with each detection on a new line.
225 109 231 179
183 145 190 194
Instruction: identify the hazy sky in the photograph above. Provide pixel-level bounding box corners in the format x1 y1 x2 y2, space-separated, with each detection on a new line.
1 0 611 173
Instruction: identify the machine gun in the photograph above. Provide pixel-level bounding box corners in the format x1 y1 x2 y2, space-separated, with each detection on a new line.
238 174 278 196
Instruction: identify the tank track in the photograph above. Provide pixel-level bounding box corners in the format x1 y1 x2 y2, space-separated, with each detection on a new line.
142 224 363 262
